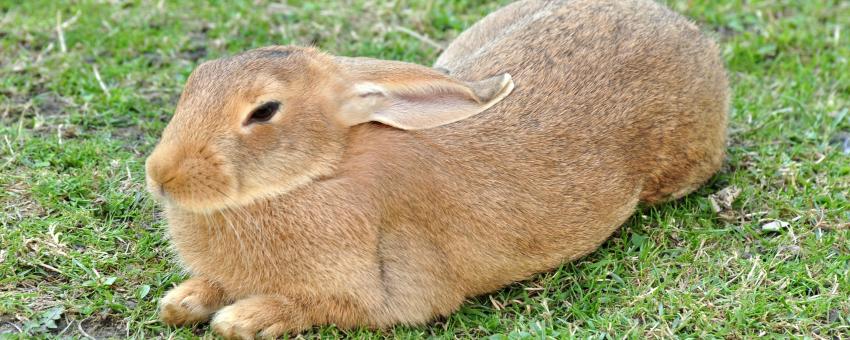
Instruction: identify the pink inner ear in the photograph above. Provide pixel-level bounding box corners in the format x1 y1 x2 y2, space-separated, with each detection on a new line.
371 93 484 130
349 73 512 130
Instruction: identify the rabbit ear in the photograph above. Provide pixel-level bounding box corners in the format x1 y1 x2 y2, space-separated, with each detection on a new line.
337 66 514 130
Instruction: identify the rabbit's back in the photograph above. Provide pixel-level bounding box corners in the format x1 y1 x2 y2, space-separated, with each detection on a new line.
436 0 728 203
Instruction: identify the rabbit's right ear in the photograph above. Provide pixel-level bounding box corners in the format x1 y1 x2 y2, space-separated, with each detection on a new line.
335 59 514 130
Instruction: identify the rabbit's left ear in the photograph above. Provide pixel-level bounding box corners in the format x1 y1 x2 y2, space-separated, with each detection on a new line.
336 59 514 130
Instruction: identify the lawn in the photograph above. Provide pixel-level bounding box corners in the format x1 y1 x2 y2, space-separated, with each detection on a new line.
1 0 848 338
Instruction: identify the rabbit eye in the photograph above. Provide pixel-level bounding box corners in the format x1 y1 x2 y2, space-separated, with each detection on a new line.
245 101 280 125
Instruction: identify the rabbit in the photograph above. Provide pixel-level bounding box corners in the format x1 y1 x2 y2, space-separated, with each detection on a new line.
144 0 728 338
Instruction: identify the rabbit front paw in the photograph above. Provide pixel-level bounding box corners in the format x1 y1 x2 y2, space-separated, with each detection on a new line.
211 296 306 340
159 277 227 325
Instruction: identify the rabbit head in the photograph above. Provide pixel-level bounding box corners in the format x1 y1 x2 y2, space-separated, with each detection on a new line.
144 46 513 213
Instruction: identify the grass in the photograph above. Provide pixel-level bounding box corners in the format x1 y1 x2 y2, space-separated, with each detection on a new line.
1 0 848 338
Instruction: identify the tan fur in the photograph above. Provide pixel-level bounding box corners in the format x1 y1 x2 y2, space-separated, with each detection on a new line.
146 0 728 338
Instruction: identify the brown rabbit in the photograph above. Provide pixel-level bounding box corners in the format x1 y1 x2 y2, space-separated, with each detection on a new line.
145 0 728 338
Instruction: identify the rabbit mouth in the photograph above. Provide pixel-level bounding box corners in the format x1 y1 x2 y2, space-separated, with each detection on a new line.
146 146 242 213
147 173 240 214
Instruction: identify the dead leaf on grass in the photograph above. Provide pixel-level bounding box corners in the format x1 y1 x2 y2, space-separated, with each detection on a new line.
709 185 741 221
761 220 789 232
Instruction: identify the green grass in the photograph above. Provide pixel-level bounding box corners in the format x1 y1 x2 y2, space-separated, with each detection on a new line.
1 0 848 338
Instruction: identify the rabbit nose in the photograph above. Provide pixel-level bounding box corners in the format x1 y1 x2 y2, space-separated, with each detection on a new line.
145 149 179 193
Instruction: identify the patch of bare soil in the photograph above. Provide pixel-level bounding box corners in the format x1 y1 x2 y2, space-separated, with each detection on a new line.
0 314 22 335
77 314 128 339
1 90 73 124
